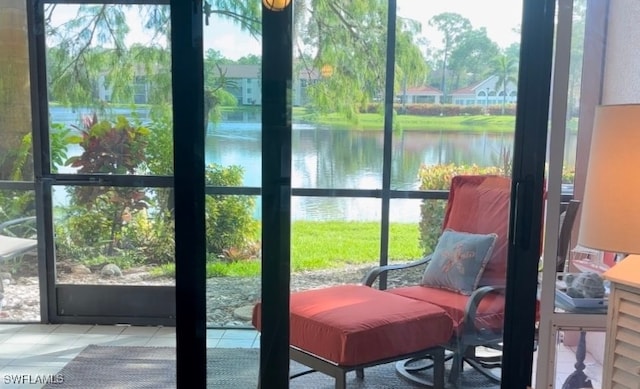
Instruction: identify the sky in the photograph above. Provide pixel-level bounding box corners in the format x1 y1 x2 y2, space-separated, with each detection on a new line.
396 0 523 49
49 1 523 61
204 0 523 60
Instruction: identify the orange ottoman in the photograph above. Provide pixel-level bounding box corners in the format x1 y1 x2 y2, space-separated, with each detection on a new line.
253 284 454 388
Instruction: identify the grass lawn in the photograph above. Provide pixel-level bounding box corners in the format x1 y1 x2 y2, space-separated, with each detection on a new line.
292 107 517 132
51 104 577 133
200 221 423 278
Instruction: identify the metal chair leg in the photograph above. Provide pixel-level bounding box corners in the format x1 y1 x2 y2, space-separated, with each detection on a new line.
335 371 346 389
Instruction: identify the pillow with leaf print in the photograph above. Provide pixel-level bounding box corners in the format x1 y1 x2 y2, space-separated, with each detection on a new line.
421 229 498 295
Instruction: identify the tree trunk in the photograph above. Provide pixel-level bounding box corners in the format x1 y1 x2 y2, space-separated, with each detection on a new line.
0 0 32 181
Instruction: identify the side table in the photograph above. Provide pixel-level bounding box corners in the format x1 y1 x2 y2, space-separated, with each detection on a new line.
554 292 608 389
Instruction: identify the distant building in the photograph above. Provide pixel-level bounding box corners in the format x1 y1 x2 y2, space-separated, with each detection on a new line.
396 75 518 107
398 85 443 104
96 65 517 109
213 64 261 105
208 64 315 107
449 75 518 106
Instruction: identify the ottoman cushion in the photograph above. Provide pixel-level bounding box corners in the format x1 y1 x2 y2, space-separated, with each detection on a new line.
253 284 453 366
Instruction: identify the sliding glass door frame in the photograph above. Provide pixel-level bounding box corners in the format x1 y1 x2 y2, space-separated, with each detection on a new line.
18 0 559 386
27 0 176 325
502 0 557 387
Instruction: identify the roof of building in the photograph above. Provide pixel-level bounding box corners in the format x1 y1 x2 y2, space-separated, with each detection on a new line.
404 85 443 95
449 85 478 96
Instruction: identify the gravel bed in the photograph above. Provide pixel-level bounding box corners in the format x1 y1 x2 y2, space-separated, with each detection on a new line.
0 262 427 327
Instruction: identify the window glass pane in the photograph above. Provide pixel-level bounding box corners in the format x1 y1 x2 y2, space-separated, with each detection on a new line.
292 130 384 190
386 199 423 287
53 185 175 287
45 4 173 176
392 2 522 387
0 188 38 322
541 2 603 311
0 2 33 181
552 329 604 388
293 195 382 221
291 196 381 287
203 7 262 386
205 195 261 328
205 129 260 187
289 1 389 190
0 0 33 312
202 8 261 187
562 0 587 190
393 0 520 190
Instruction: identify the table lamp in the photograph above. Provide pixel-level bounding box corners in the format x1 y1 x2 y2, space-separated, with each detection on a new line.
576 104 640 389
577 103 640 286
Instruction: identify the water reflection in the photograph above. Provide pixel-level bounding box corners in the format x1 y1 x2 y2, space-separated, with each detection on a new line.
206 122 561 190
50 109 578 221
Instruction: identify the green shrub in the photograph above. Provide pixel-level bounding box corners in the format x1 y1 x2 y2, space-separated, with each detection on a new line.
361 103 506 117
120 209 175 265
0 191 35 223
56 114 154 263
55 113 259 270
204 163 259 257
562 166 575 184
418 163 503 255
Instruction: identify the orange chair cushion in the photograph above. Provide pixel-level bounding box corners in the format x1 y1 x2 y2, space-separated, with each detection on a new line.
388 285 505 335
252 285 453 366
443 175 511 287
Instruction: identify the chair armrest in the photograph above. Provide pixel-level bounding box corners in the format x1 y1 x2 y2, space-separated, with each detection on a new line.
463 285 506 335
0 216 37 237
362 256 432 286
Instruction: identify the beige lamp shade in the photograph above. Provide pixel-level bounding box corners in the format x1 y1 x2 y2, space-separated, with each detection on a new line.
577 104 640 254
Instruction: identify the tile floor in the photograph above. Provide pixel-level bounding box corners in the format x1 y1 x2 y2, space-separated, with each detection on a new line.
0 324 258 388
0 324 602 388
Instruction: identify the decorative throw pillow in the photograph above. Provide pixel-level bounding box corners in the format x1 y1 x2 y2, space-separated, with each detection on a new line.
421 229 498 295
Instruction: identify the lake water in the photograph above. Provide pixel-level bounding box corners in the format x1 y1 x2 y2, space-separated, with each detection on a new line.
49 107 577 222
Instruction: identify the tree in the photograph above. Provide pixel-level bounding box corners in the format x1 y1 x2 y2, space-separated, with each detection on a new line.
447 28 500 91
236 54 261 65
44 1 427 122
492 52 519 114
203 49 239 123
294 0 428 120
44 2 259 109
396 17 429 111
428 13 472 103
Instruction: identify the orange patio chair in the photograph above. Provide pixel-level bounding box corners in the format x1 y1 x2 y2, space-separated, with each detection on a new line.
253 175 512 388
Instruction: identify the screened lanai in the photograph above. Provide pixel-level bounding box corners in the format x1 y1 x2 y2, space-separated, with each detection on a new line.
0 0 633 388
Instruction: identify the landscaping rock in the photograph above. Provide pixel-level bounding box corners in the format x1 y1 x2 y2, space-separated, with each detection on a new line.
100 264 123 277
0 262 426 327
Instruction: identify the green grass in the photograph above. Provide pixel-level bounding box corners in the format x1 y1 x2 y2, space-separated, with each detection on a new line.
292 108 516 132
150 221 423 278
51 103 577 134
292 107 578 133
291 221 422 271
